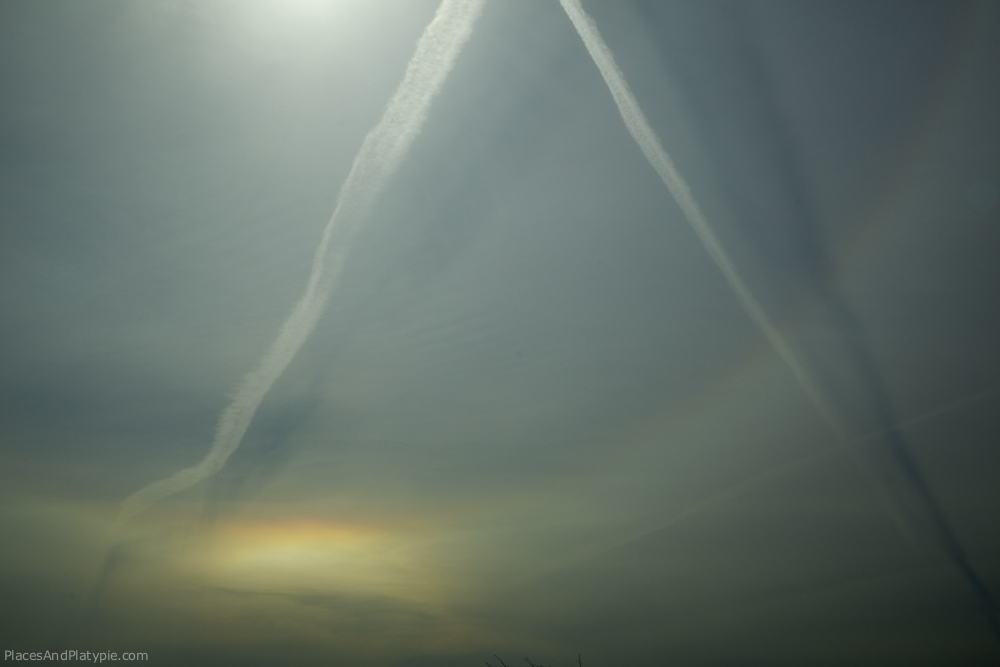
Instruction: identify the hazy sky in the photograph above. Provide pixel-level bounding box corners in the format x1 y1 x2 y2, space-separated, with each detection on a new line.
1 1 999 665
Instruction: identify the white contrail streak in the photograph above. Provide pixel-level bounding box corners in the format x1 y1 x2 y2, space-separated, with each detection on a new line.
118 0 485 524
558 0 844 439
556 0 930 562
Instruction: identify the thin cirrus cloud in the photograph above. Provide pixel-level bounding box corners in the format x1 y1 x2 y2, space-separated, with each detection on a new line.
114 0 998 640
2 1 997 664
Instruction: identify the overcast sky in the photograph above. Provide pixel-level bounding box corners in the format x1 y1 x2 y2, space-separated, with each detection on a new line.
1 1 999 665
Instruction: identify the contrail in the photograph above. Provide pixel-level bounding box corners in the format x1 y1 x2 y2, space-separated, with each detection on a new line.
557 0 843 439
118 0 485 525
558 0 999 639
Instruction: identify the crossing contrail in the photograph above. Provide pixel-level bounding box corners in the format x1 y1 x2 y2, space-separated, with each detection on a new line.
558 0 999 639
118 0 485 525
557 0 843 439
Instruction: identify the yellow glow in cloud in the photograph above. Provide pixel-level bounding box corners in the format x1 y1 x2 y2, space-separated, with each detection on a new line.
213 519 377 565
200 517 429 599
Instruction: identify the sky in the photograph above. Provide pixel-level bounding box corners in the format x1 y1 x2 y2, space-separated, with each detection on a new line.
1 1 999 665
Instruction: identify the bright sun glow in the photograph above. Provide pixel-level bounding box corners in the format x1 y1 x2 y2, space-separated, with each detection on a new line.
253 0 349 23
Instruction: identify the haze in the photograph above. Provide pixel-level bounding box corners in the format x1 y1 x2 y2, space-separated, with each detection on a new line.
1 1 999 665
